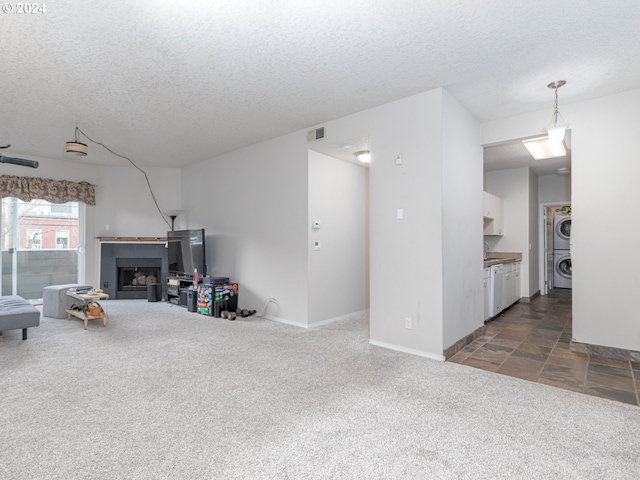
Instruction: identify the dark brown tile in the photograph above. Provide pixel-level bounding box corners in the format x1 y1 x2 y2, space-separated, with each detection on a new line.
493 327 533 342
588 363 633 379
583 386 638 406
631 362 640 373
462 357 500 372
546 353 588 370
511 343 552 362
523 329 561 348
467 344 514 365
520 312 546 320
586 371 635 392
485 337 522 350
448 352 469 364
538 363 586 392
497 356 545 381
589 355 630 369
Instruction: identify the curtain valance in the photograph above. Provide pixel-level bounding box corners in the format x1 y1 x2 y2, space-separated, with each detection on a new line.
0 175 96 206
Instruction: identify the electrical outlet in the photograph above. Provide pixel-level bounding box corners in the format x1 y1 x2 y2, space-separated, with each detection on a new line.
405 317 412 329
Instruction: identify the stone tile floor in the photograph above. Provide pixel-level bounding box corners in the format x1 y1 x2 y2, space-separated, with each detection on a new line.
448 289 640 407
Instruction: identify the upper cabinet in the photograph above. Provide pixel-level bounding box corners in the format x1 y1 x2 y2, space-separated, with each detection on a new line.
483 191 504 236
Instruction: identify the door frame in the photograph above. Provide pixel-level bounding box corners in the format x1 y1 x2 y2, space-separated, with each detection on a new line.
538 201 570 295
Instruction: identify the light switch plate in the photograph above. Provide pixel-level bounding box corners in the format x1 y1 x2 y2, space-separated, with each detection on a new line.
397 208 403 220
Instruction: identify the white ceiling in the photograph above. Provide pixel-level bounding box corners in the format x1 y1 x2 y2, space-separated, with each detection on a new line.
2 1 639 169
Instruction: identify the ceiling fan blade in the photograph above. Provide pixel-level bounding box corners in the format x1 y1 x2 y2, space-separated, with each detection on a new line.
0 155 39 168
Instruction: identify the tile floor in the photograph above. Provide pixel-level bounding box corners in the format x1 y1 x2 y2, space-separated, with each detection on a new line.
448 289 640 407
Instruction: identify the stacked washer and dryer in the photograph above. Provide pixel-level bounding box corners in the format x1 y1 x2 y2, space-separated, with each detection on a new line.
553 207 572 289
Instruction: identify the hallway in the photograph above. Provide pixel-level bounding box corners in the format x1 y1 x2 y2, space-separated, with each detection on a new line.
448 289 640 406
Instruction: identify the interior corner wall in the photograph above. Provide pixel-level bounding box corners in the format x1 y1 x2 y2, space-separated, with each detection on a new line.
180 131 310 324
307 151 368 324
441 89 484 349
486 168 531 297
481 87 640 352
94 166 182 238
318 89 445 357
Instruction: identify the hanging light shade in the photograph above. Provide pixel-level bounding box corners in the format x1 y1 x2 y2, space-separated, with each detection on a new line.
354 150 371 164
545 80 569 144
66 124 87 156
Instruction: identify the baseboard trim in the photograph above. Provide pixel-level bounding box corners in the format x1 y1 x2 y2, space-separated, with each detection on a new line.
263 315 307 328
369 339 445 362
519 290 541 304
570 340 640 362
308 309 368 328
264 309 368 329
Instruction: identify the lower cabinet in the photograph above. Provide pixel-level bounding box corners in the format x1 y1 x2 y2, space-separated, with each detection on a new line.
485 261 521 320
483 267 491 321
512 261 521 305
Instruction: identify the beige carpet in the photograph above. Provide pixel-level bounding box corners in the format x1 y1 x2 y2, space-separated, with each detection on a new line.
1 300 639 479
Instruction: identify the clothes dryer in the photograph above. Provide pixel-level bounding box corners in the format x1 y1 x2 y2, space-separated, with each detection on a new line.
553 250 572 289
553 209 571 250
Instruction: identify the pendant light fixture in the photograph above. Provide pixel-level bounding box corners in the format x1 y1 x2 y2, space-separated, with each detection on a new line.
545 80 569 144
66 123 88 156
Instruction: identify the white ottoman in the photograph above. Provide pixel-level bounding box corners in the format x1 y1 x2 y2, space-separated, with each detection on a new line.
42 284 93 319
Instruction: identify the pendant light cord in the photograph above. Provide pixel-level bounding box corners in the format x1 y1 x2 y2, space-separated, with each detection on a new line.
76 127 171 229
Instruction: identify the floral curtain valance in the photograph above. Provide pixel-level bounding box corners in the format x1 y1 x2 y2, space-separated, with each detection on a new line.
0 175 96 206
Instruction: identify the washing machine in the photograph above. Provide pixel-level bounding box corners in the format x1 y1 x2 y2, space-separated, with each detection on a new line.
553 209 571 250
553 250 572 289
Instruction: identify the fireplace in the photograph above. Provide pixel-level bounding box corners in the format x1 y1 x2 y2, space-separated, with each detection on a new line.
115 258 162 299
117 266 161 294
100 242 169 300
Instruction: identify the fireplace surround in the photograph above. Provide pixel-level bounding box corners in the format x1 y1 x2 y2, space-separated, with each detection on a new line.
100 242 169 300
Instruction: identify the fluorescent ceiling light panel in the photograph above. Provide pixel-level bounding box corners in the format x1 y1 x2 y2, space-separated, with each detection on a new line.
522 137 566 160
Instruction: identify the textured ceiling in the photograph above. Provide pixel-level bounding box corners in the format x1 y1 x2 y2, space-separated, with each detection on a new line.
1 1 639 169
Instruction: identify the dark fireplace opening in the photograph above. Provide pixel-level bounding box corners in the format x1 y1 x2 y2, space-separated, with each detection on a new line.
115 257 163 299
118 267 161 292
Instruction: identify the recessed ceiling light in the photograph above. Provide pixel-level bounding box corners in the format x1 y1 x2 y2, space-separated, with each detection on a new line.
522 137 566 160
340 143 352 150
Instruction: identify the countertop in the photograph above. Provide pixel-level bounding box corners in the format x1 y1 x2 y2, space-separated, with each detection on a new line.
483 252 522 268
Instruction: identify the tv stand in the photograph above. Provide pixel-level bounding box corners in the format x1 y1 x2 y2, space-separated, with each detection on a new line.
166 276 194 306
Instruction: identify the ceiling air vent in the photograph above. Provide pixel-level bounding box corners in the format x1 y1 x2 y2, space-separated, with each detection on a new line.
306 127 325 143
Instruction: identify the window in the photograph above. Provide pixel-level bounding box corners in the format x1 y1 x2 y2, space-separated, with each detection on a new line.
26 229 42 249
56 230 69 249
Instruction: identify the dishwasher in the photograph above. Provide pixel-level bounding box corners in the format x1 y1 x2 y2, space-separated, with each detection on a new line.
489 264 504 318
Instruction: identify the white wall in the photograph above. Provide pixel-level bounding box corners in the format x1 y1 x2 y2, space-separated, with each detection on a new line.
441 89 484 349
482 87 640 352
528 169 539 296
539 174 571 204
486 168 532 297
181 132 310 324
315 90 446 358
93 166 181 238
308 151 368 325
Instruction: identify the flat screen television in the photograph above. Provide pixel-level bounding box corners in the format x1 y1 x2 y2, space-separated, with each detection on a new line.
167 229 207 277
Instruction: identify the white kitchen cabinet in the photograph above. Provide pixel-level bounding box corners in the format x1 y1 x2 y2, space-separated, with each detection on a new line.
512 261 521 304
501 262 514 310
483 267 491 321
483 191 504 236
